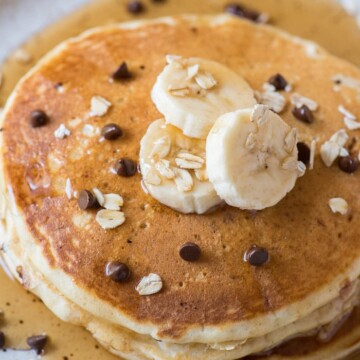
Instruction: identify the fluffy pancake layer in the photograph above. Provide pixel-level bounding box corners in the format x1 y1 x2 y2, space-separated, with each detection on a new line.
1 212 360 360
1 15 360 359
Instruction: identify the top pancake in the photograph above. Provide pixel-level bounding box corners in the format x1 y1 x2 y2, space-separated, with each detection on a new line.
1 15 360 343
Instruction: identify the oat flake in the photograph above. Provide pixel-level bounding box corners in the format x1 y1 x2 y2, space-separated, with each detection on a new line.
65 178 73 199
135 273 163 296
54 124 71 139
328 198 349 215
96 209 125 230
90 96 111 117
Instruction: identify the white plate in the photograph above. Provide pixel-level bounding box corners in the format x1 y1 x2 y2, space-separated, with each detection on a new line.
0 0 88 60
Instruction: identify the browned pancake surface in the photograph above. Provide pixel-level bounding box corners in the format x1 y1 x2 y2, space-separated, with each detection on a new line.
2 17 360 338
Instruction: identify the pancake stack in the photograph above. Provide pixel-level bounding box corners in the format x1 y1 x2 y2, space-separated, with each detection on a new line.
1 15 360 360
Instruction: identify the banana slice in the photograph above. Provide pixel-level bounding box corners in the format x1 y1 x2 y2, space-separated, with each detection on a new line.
151 56 256 139
140 119 223 214
206 105 304 210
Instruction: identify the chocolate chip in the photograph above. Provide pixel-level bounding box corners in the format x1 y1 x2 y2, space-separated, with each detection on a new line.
242 8 261 22
292 105 314 124
105 262 130 282
338 156 359 173
78 190 99 210
30 110 49 128
127 1 145 14
101 124 123 140
0 332 5 349
27 334 48 354
225 3 245 16
245 246 269 266
114 158 137 177
179 242 201 262
268 73 287 91
297 142 311 164
112 62 132 81
225 3 261 22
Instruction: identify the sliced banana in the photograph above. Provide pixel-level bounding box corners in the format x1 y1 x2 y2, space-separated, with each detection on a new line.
140 119 223 214
206 105 303 210
151 56 256 139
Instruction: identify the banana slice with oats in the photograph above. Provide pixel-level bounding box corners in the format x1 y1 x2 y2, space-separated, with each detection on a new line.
140 119 223 214
151 56 256 139
206 105 304 210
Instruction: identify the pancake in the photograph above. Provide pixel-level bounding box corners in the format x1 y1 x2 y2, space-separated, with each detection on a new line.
1 216 360 360
248 307 360 360
1 14 360 359
1 217 360 360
